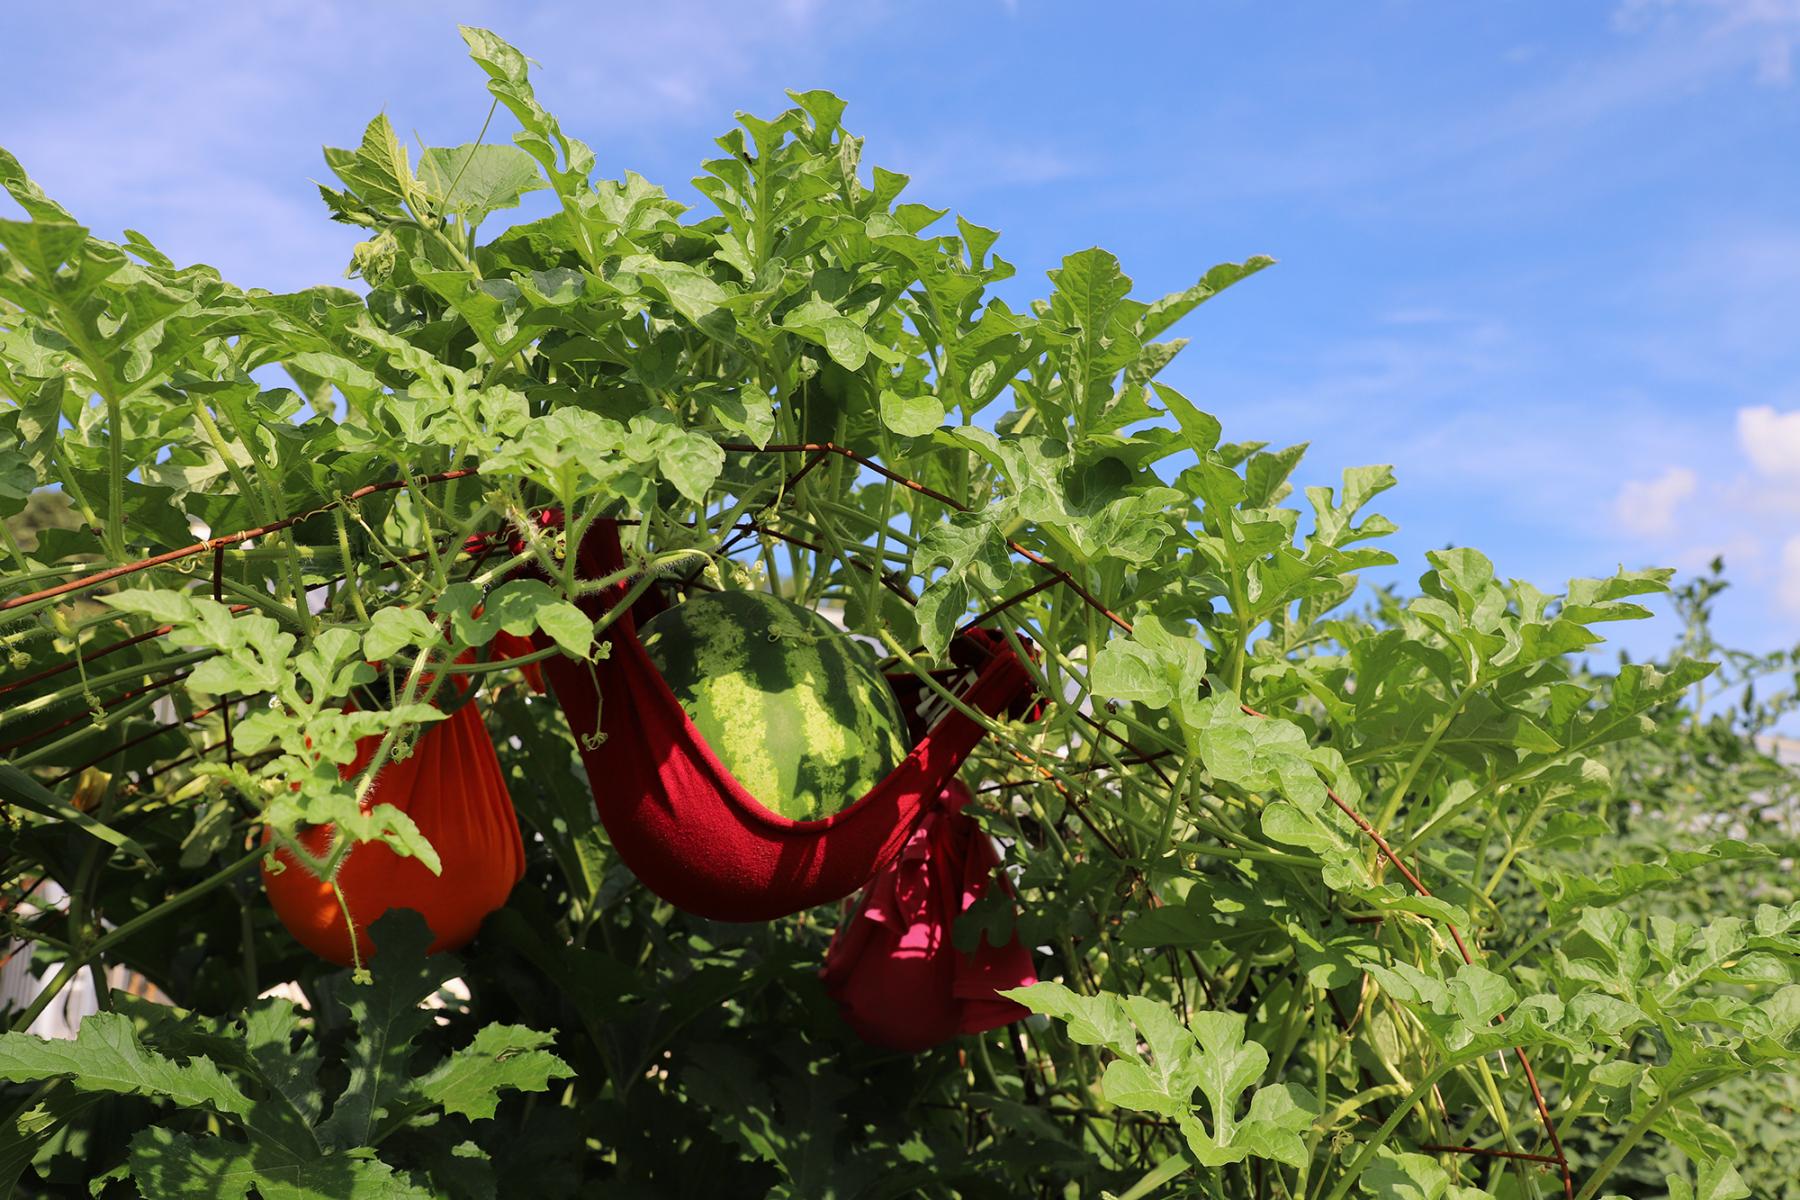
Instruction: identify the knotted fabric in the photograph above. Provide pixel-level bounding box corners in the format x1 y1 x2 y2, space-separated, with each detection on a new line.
531 517 1041 921
819 781 1037 1051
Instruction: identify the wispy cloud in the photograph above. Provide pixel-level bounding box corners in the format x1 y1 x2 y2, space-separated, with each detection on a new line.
1104 0 1791 219
3 6 371 288
1614 0 1800 84
499 0 873 131
1622 227 1800 391
1 1 876 290
1671 530 1765 576
882 139 1084 202
1616 466 1700 535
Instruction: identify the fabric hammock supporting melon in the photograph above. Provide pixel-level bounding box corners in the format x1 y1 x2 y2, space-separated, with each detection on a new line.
531 517 1041 922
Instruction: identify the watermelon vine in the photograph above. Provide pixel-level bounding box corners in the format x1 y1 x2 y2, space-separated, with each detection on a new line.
1 25 1797 1200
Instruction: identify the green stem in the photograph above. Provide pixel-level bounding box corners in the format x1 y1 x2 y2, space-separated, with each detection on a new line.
333 880 365 976
1116 1154 1192 1200
189 397 271 527
1481 785 1551 900
8 847 264 1032
1376 684 1473 832
105 398 124 561
10 686 173 767
45 443 103 546
1471 1055 1525 1177
1322 1061 1452 1200
333 508 371 623
386 642 563 678
1155 757 1196 856
1174 841 1321 868
42 283 127 561
236 884 259 1007
1571 1095 1671 1200
0 647 215 733
0 519 32 575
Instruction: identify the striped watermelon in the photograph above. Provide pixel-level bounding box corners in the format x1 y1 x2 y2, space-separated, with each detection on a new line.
639 589 910 821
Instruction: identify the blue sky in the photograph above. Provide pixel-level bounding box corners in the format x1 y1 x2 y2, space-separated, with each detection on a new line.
5 0 1799 671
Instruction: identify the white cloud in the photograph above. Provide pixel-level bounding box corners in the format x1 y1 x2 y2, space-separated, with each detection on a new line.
1781 535 1800 611
1615 465 1699 535
1736 405 1800 476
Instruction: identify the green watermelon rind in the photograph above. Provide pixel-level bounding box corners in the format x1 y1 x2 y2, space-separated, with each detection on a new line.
639 590 910 822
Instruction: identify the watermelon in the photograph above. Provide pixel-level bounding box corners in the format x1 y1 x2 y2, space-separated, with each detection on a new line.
639 589 910 821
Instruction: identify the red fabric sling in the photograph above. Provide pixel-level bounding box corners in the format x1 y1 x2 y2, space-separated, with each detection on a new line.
529 517 1042 922
819 780 1037 1051
263 682 526 967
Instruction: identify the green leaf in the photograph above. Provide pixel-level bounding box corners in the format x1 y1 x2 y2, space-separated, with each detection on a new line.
913 575 970 660
1090 637 1174 709
125 1125 435 1200
1243 443 1307 508
1360 1149 1470 1200
0 148 77 223
1000 982 1135 1057
1104 996 1208 1118
1185 1010 1268 1151
656 428 725 505
818 316 869 371
1666 1158 1750 1200
415 1025 573 1121
912 511 1013 656
0 1013 252 1118
1151 383 1221 455
0 1086 102 1200
322 115 417 215
0 442 38 506
243 1000 326 1132
1138 256 1275 342
460 26 597 198
1362 962 1524 1056
630 257 730 325
879 389 946 437
1230 1083 1314 1169
1044 248 1136 432
1262 801 1367 890
100 587 199 627
0 218 90 280
532 601 595 660
417 144 545 225
316 912 450 1150
363 606 444 662
1528 840 1775 923
443 577 592 659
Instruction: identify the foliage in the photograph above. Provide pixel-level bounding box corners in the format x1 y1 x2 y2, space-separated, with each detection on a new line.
1 26 1797 1199
0 912 569 1197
